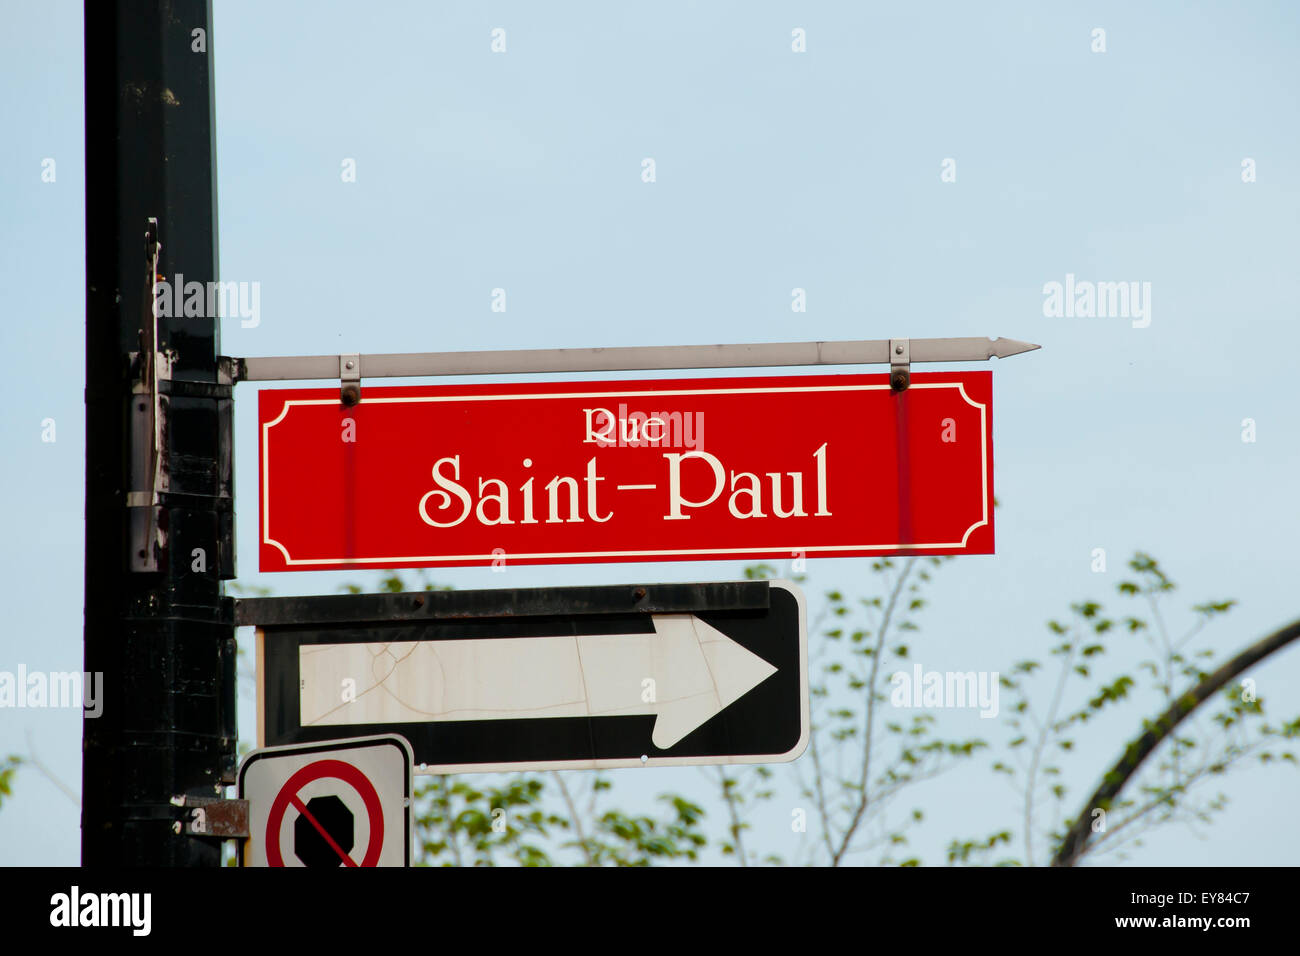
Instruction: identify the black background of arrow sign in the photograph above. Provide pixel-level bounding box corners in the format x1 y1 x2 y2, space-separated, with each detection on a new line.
260 584 804 768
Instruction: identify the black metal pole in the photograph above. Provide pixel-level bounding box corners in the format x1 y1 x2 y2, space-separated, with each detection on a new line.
83 0 236 866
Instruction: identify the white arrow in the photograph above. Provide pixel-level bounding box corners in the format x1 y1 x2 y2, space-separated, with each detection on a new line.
298 615 778 750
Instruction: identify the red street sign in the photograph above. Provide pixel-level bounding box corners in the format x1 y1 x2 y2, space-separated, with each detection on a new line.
258 370 994 572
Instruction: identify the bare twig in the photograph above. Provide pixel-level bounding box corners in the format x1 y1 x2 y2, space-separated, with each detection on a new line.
23 730 79 807
551 771 595 866
1023 627 1078 866
830 558 916 865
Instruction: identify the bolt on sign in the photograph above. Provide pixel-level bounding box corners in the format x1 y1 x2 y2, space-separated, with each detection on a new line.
258 370 994 571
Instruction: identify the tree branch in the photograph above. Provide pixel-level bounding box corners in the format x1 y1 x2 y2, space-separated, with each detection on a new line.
1052 617 1300 866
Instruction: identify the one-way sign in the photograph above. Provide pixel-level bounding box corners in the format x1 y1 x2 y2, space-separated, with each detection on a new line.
238 580 808 773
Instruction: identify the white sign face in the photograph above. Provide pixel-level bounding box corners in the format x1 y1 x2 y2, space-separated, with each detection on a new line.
299 614 777 750
238 735 412 868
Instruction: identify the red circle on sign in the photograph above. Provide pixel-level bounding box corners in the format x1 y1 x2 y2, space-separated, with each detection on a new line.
265 759 385 867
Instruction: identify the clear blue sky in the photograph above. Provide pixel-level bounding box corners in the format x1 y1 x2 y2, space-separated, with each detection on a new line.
2 0 1298 865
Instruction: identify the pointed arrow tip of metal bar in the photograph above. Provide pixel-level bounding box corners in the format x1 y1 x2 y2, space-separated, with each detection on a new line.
991 337 1042 358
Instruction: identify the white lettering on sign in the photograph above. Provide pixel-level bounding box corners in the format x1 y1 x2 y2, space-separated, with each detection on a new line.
665 443 829 520
583 405 704 449
417 445 829 529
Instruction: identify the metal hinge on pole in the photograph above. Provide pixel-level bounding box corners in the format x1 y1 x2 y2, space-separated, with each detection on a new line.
127 217 173 572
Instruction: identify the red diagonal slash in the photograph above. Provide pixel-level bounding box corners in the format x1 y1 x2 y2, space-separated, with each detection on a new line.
264 759 385 867
290 794 357 867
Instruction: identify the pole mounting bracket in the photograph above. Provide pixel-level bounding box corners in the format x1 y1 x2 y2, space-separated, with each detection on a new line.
170 795 250 839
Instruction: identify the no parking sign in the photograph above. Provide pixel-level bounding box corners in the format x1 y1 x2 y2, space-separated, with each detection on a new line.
239 735 412 867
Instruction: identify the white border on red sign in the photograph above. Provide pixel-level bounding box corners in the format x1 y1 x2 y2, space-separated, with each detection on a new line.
261 382 988 566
